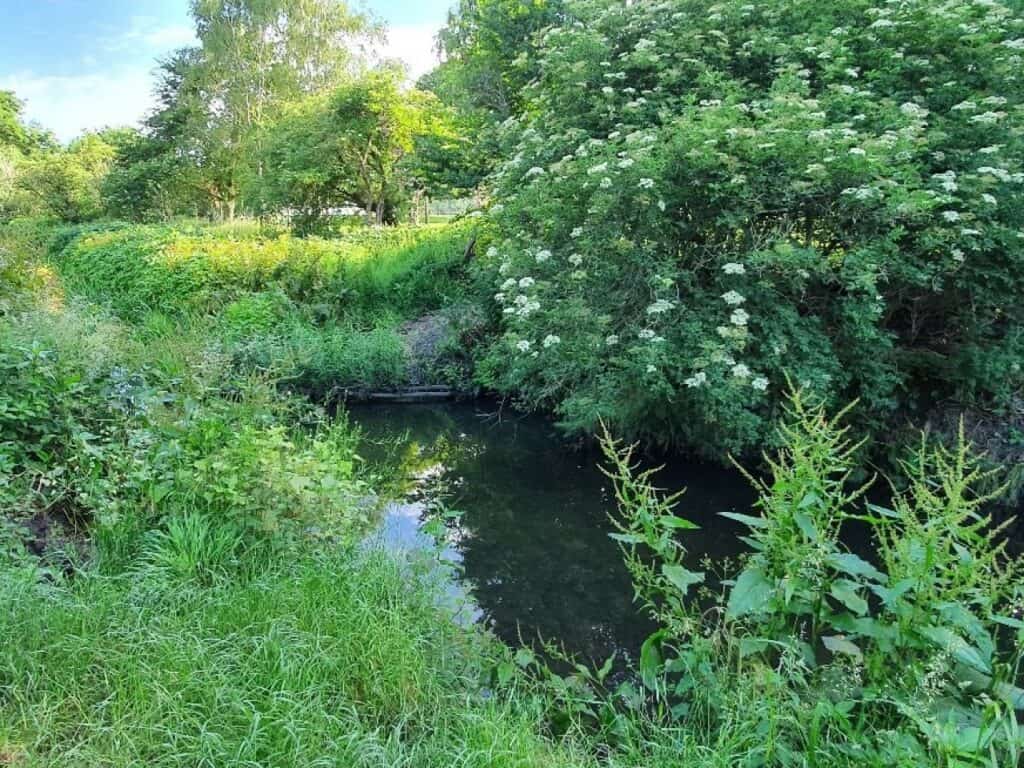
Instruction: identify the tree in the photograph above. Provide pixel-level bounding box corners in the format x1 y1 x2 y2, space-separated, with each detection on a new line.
254 68 449 230
0 91 30 155
420 0 566 191
100 128 204 221
15 131 118 223
167 0 378 219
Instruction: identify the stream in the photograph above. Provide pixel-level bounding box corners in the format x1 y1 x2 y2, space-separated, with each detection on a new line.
348 401 758 667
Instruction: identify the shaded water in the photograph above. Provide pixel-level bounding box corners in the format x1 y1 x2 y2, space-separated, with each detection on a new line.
348 401 756 666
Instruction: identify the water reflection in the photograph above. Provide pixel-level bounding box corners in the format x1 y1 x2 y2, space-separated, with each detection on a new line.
349 402 757 666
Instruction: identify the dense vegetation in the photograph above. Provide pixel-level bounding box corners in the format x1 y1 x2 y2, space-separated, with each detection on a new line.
2 0 1023 765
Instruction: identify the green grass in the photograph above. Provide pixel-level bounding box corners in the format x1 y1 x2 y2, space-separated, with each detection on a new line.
0 548 595 768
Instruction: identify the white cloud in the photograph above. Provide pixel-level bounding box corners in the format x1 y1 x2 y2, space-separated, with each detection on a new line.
0 68 157 142
103 17 197 53
1 18 197 143
375 23 442 80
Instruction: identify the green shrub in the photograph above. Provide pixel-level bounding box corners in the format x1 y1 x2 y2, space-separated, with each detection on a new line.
591 392 1024 765
52 222 469 321
476 0 1024 457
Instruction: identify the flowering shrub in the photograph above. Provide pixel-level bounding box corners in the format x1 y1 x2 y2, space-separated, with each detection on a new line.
476 0 1024 454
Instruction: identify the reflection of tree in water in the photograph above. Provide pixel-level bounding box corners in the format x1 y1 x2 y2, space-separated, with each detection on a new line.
348 402 754 666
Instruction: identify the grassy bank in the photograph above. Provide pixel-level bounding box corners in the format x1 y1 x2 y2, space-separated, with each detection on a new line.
0 225 594 766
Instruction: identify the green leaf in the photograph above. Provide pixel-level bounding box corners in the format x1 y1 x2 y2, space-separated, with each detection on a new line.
793 511 819 542
496 661 515 686
868 578 915 608
822 635 863 661
718 511 768 529
726 567 774 619
919 626 991 675
513 648 535 669
639 631 665 691
662 564 704 596
798 491 822 509
738 637 772 657
828 552 885 582
658 515 699 530
829 580 868 615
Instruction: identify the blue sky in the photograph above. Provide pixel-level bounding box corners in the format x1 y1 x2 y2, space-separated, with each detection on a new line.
0 0 453 141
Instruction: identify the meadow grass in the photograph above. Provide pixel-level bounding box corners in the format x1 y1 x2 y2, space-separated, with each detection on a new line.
0 547 598 768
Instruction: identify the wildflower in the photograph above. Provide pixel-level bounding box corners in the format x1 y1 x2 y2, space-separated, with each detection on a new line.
605 334 620 346
732 364 751 379
685 371 708 388
588 162 609 175
849 147 866 156
516 340 532 353
494 293 506 303
723 262 746 275
618 158 635 169
731 308 750 326
568 253 583 266
942 210 961 222
639 178 655 189
970 111 1004 124
951 100 977 111
845 67 860 78
600 177 613 189
525 166 546 177
501 278 517 291
952 248 965 262
646 299 675 315
658 200 667 212
646 364 657 374
571 227 584 238
981 193 997 206
602 86 615 96
486 246 499 258
543 334 561 348
638 329 655 340
519 277 535 288
536 249 552 263
751 377 769 392
722 290 746 306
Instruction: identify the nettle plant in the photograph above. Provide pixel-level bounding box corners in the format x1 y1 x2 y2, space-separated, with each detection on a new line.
603 392 1024 764
477 0 1024 455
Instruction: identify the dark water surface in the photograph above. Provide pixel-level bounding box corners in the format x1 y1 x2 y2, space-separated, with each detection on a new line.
347 401 756 666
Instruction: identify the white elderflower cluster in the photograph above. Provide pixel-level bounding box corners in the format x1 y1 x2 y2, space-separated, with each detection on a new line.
685 371 708 388
731 308 750 326
646 299 675 315
722 290 746 306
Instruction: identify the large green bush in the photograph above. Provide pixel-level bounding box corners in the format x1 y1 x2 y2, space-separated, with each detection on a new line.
476 0 1024 455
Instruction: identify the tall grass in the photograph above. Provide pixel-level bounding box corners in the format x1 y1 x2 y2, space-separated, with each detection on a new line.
0 548 596 768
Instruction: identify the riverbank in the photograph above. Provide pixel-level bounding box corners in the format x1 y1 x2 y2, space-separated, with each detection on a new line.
3 218 1024 766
